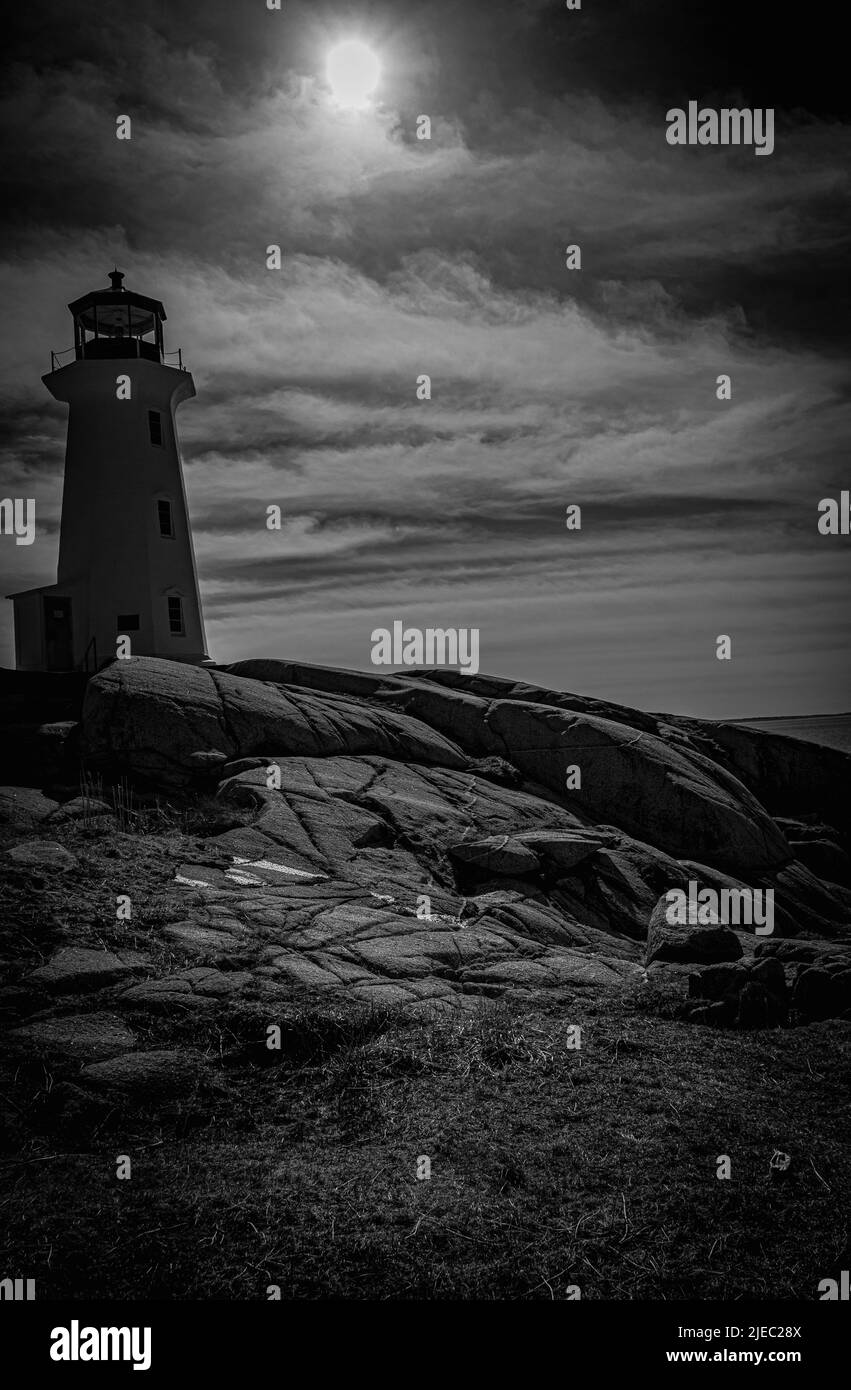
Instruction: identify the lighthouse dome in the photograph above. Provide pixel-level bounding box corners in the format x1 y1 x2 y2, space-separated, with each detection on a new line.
67 269 167 363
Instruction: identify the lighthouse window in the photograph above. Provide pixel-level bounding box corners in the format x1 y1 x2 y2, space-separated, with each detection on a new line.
148 410 163 446
167 596 185 635
158 499 174 536
117 614 140 631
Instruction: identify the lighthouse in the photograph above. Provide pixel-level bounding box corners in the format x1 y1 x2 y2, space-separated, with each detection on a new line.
8 270 209 670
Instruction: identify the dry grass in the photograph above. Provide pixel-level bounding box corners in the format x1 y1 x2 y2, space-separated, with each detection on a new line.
1 811 849 1300
1 989 849 1300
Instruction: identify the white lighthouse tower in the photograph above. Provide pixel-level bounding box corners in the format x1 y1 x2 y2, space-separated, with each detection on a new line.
8 270 209 670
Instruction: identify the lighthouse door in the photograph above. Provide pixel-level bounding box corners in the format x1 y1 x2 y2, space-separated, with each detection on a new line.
43 597 74 670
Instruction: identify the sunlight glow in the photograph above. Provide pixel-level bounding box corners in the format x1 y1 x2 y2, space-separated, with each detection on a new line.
326 40 380 110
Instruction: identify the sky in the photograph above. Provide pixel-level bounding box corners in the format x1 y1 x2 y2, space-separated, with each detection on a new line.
1 0 849 717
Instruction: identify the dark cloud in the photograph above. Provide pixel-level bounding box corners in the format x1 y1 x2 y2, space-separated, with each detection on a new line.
0 1 848 714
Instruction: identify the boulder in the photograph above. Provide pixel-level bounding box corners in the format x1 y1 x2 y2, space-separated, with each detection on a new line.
793 967 844 1021
400 667 663 737
750 956 787 998
755 939 851 967
646 893 743 966
687 957 788 1028
492 702 791 874
80 1049 205 1096
735 981 777 1029
80 658 467 784
162 922 243 954
665 716 851 833
448 835 542 876
28 948 147 993
4 839 78 873
227 661 792 874
0 787 60 828
688 962 749 1001
120 978 219 1013
5 1013 136 1062
45 656 847 1018
12 721 79 779
514 830 608 871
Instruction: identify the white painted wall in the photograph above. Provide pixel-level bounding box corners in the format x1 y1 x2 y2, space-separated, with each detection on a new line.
27 354 209 668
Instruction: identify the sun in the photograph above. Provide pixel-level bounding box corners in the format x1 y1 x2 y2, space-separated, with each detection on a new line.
326 40 380 110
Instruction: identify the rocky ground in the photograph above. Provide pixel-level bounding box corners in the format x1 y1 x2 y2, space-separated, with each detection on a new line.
1 657 849 1298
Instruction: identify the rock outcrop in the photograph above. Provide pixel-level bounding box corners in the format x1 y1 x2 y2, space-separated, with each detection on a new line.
79 658 467 785
645 894 744 966
4 656 850 1028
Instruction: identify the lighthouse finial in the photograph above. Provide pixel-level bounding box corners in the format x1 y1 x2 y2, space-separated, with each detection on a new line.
108 268 125 291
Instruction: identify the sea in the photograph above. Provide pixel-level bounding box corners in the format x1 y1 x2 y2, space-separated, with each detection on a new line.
727 714 851 755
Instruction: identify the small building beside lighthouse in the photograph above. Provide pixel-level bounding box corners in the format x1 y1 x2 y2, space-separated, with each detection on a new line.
8 270 209 670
